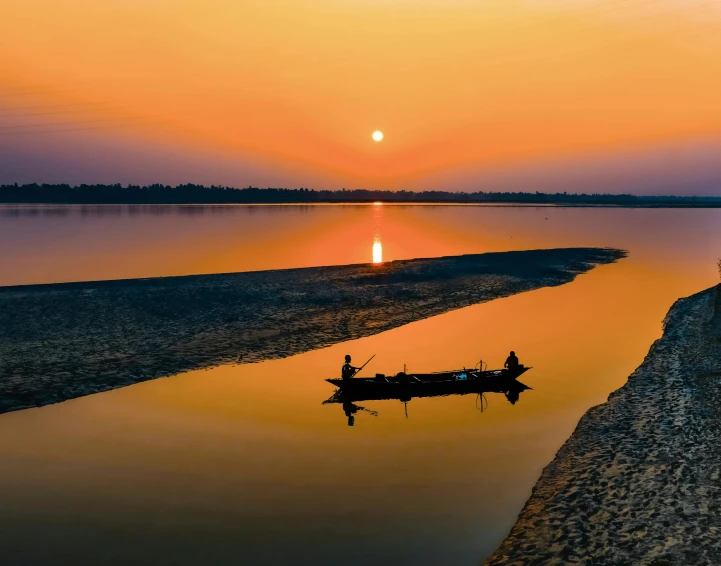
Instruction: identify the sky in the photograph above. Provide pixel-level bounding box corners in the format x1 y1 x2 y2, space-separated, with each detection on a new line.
1 0 721 194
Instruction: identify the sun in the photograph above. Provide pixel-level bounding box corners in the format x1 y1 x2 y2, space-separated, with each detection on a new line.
372 130 384 142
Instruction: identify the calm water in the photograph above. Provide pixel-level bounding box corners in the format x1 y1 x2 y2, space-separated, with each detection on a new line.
0 204 719 565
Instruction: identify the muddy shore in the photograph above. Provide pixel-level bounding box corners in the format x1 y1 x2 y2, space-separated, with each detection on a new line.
0 247 623 414
485 284 721 566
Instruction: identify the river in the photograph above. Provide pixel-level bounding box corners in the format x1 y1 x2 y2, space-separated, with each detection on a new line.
0 204 718 564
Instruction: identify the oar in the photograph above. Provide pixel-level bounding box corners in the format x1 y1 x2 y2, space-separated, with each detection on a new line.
352 354 376 377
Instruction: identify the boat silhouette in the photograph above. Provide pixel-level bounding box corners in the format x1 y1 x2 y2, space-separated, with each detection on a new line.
326 365 531 403
323 365 532 424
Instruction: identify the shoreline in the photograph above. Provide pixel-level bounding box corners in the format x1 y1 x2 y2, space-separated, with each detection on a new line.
485 284 721 566
4 184 721 208
0 247 623 415
4 202 721 209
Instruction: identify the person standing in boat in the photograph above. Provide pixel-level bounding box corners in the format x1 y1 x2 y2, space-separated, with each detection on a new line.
342 355 360 380
504 351 521 372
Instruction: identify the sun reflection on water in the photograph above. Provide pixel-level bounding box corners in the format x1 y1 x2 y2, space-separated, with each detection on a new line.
372 240 383 264
372 201 383 264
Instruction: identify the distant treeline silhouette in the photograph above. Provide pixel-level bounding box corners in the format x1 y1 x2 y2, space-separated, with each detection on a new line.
1 184 721 206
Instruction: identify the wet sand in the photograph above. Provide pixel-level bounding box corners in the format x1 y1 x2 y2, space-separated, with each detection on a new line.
0 247 623 415
486 284 721 566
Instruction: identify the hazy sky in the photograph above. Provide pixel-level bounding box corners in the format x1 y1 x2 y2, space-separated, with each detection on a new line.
2 0 720 193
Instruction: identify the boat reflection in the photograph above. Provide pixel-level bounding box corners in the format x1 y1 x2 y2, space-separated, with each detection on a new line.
323 376 532 426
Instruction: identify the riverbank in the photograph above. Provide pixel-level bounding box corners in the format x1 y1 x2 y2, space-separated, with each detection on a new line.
0 247 623 415
485 284 721 566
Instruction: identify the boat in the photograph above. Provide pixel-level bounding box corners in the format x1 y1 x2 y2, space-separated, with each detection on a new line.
325 365 531 403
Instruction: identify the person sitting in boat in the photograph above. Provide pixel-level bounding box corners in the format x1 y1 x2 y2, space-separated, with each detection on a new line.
504 351 521 371
342 355 360 380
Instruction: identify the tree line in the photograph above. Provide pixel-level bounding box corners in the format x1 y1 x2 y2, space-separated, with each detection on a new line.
1 183 720 206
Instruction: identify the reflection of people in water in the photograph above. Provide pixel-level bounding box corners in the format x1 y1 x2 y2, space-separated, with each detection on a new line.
342 399 378 426
343 400 360 426
504 351 521 371
341 354 360 380
504 388 520 405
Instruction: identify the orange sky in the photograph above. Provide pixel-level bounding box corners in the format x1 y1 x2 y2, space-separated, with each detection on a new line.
1 0 721 191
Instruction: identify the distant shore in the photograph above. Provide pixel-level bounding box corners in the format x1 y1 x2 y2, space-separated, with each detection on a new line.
485 285 721 566
0 248 623 415
2 184 721 207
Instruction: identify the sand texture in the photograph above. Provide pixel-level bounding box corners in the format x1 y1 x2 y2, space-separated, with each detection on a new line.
485 284 721 566
0 248 623 414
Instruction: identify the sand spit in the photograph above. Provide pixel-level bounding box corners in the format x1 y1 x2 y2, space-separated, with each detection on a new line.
0 248 623 414
485 285 721 566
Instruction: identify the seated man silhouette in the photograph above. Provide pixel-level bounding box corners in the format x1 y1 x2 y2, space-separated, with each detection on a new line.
342 354 360 380
504 350 522 372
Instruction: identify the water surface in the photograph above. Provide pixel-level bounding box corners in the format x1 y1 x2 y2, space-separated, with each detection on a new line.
0 204 719 565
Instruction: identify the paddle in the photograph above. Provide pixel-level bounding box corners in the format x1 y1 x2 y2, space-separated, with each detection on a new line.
352 354 376 378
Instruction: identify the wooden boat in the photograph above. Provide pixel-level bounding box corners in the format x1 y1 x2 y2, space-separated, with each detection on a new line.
325 366 531 403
